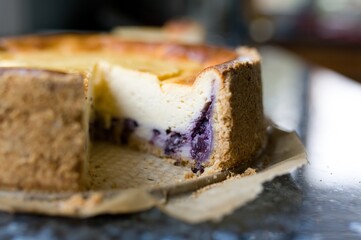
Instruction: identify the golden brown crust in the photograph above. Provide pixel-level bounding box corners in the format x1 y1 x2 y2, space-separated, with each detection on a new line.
0 34 236 68
0 68 87 191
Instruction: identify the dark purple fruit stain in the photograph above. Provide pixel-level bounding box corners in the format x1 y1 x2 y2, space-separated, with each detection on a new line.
90 115 139 144
121 118 139 144
191 165 205 174
164 132 187 155
89 116 122 143
149 129 161 145
110 118 124 143
190 99 213 165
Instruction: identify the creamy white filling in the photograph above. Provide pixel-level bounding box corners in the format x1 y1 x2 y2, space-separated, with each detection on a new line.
94 62 214 133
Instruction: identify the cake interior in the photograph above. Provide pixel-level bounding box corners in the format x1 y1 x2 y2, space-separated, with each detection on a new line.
91 61 217 172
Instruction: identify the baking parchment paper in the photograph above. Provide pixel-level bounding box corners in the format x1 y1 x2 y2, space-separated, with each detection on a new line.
0 126 307 223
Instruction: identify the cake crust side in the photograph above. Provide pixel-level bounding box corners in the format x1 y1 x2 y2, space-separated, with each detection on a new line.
208 48 267 171
0 68 87 191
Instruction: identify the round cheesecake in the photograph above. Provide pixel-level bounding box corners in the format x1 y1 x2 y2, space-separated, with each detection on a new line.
0 34 266 191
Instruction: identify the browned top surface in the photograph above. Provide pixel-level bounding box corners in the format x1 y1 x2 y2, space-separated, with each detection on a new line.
0 34 236 65
0 34 262 85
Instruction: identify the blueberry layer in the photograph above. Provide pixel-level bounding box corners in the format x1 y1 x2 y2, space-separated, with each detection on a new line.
164 132 187 155
121 118 138 144
91 97 214 173
90 116 138 144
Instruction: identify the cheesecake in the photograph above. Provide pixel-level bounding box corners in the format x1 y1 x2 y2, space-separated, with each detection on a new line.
0 34 266 191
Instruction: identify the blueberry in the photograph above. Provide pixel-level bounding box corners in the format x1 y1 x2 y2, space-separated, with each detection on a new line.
120 118 138 144
164 132 187 155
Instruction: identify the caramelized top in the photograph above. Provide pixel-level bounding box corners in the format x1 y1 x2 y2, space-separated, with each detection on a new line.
0 34 238 84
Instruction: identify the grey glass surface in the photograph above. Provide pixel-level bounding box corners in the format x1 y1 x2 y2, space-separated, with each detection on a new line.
0 46 360 240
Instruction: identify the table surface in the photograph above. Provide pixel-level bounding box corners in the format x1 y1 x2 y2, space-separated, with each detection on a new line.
0 46 360 240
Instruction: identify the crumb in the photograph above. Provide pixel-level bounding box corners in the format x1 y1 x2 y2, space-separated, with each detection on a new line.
84 192 103 208
239 168 257 177
184 171 195 179
59 194 85 213
179 160 189 167
59 192 104 214
226 171 237 179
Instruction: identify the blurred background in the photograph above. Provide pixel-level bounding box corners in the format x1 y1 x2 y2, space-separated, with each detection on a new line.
0 0 360 81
